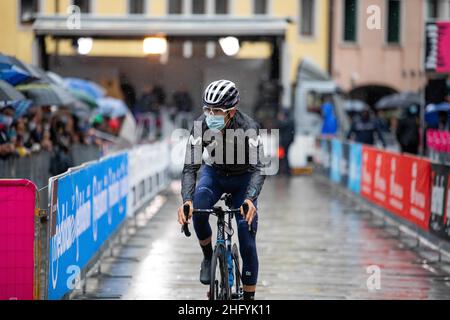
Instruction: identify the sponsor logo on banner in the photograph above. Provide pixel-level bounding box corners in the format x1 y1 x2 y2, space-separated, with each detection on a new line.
361 146 377 200
373 152 388 205
402 155 431 230
386 153 405 217
425 22 450 73
429 163 450 237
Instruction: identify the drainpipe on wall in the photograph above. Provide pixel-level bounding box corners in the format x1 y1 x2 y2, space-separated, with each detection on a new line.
327 0 334 77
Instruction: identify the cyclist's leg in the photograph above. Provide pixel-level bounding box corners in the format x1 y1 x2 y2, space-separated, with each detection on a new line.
230 180 259 295
192 166 223 242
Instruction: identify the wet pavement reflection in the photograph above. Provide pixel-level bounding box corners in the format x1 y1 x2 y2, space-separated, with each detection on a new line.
73 176 450 300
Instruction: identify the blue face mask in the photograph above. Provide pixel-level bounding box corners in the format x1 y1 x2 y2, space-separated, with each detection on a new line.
206 114 226 130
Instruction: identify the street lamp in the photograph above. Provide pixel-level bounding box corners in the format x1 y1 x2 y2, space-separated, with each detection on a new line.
143 37 168 55
77 37 93 55
219 37 240 56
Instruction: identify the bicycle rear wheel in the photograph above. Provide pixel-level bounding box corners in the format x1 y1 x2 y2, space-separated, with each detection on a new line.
209 244 230 300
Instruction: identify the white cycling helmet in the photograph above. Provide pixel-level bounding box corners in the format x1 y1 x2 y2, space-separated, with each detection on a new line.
203 80 240 110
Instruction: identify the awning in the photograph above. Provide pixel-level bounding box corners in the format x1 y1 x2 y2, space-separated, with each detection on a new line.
297 58 330 82
32 15 289 40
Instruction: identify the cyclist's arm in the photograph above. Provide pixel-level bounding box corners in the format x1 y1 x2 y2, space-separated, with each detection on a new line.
244 126 266 202
181 121 204 203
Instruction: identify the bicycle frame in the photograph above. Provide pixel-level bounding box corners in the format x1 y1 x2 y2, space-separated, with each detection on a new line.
182 194 248 300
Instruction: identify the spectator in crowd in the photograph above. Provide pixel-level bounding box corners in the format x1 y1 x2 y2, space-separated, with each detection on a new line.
347 106 386 147
0 105 15 159
396 105 420 155
25 107 44 152
320 94 338 136
172 86 194 129
11 117 31 157
436 111 449 131
119 73 137 111
135 85 157 114
278 108 296 176
153 85 166 107
173 87 193 113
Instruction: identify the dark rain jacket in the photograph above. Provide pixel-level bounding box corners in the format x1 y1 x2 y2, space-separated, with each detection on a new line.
181 110 266 203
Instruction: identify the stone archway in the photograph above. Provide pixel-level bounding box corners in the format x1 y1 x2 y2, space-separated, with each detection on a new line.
348 84 398 108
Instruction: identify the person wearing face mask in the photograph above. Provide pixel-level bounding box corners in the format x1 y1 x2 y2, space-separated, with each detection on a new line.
0 106 16 159
177 80 266 300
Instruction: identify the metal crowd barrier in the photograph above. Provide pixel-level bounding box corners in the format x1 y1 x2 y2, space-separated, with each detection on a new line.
0 144 101 189
428 150 450 166
314 136 450 246
33 142 171 300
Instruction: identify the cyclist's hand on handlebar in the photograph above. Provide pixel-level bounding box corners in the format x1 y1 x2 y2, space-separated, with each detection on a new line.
241 199 257 226
178 201 193 225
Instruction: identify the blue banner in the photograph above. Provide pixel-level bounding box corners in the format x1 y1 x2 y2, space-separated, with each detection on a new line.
348 143 362 194
47 153 128 300
331 139 342 183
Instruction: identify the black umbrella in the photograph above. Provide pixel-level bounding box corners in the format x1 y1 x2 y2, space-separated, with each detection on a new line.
0 79 26 102
375 92 421 110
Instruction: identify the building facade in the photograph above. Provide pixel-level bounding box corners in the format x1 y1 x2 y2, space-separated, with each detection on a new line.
0 0 331 108
330 0 450 105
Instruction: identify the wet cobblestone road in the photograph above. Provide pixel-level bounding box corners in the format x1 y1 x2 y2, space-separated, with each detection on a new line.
74 176 450 300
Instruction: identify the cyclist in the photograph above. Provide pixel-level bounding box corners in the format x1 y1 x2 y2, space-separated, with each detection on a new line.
177 80 266 300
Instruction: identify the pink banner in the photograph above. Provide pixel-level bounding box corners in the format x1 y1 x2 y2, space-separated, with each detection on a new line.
0 179 37 300
437 22 450 73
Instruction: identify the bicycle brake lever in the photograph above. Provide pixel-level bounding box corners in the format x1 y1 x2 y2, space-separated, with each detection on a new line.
242 203 252 233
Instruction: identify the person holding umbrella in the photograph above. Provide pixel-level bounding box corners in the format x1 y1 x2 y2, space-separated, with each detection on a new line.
396 105 420 155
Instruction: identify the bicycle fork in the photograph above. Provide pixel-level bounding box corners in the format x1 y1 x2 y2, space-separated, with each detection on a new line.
227 243 234 288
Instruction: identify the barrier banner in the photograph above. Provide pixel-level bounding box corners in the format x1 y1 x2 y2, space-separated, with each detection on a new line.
331 139 343 184
402 155 431 230
429 163 450 237
348 143 362 194
47 153 128 300
361 146 378 202
361 147 431 229
128 142 170 216
0 179 36 300
385 152 407 218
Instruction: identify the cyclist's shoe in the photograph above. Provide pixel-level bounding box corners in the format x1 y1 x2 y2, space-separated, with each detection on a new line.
200 258 212 285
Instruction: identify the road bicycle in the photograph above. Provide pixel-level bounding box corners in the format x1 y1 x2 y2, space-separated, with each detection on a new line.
182 194 250 300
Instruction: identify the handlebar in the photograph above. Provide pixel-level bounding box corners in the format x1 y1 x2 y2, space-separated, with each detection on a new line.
181 203 251 237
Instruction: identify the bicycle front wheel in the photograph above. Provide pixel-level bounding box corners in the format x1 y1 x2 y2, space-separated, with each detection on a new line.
209 244 230 300
231 243 243 299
